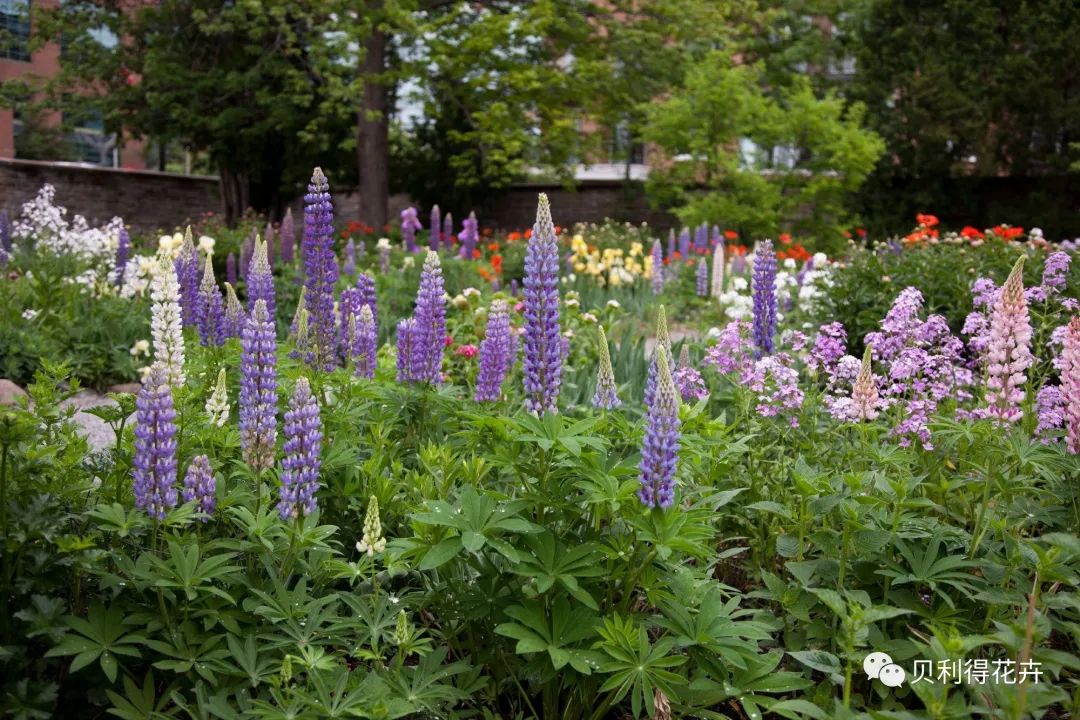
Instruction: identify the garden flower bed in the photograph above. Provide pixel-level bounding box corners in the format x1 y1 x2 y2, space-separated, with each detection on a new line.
0 172 1078 719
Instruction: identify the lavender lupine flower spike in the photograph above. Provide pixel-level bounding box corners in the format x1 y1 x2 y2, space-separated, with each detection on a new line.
302 167 340 371
1060 317 1080 454
459 211 479 259
673 344 707 402
132 363 179 520
644 305 673 407
650 240 664 295
985 256 1033 422
114 227 130 286
280 208 295 265
353 304 377 379
198 259 226 347
401 207 422 253
443 212 453 249
223 282 245 339
240 228 256 281
182 455 216 521
522 193 563 414
226 252 238 287
751 239 778 355
0 209 10 257
475 299 513 402
667 229 675 262
638 351 680 509
430 205 441 251
695 257 708 296
264 222 275 265
413 251 447 383
678 227 690 260
175 227 201 327
337 287 364 361
278 377 323 520
357 271 378 328
343 238 357 277
592 325 621 409
246 235 275 320
240 300 277 472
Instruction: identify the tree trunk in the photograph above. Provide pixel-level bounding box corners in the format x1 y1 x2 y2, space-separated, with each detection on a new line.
357 24 390 230
219 166 249 228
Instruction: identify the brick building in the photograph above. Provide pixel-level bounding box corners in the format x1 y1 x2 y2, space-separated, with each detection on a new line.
0 0 148 168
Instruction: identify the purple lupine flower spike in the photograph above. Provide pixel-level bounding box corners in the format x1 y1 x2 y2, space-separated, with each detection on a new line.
1060 317 1080 454
413 251 447 383
396 317 419 382
401 207 422 253
430 205 441 251
458 211 479 259
182 454 216 521
338 287 363 361
651 240 664 295
522 194 563 414
239 229 254 281
264 222 275 266
114 227 130 285
302 167 340 371
678 227 690 260
711 225 721 248
223 282 245 339
475 299 513 402
353 304 377 379
240 300 277 473
985 256 1032 422
592 325 621 409
198 259 226 347
277 376 322 520
357 271 378 329
510 278 518 297
343 238 357 277
0 209 10 258
280 208 295 265
695 257 708 296
638 351 680 509
667 229 675 262
246 236 275 320
226 252 237 287
175 228 201 327
1041 252 1070 293
673 344 707 402
751 239 778 355
132 363 179 521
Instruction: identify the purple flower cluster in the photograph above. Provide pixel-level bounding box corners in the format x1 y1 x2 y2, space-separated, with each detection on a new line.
412 251 446 383
278 377 322 520
522 194 563 414
401 207 422 253
639 352 680 509
645 306 674 408
352 305 377 379
132 363 178 521
396 317 420 382
1042 251 1071 291
240 300 277 472
1035 385 1065 443
443 212 454 248
197 261 226 347
650 240 664 295
357 272 378 328
592 325 621 410
674 347 708 402
740 354 804 427
226 252 238 287
807 322 847 374
865 287 971 448
695 257 708 297
175 233 201 328
182 455 216 521
751 240 778 355
430 205 441 251
458 212 479 259
246 237 275 321
301 168 340 371
0 209 10 260
667 229 675 261
1061 318 1080 454
703 320 752 375
223 282 245 339
475 299 514 402
678 227 690 260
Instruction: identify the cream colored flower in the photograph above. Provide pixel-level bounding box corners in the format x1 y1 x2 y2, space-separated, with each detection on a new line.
356 496 387 556
198 235 216 255
130 339 151 357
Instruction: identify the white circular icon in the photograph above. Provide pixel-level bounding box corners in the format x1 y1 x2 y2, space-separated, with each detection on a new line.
879 663 906 687
863 652 893 679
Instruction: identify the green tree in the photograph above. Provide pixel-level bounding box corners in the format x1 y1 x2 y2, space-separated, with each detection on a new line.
642 53 884 246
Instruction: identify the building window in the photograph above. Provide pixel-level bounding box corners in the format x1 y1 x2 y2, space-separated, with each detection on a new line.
0 0 30 62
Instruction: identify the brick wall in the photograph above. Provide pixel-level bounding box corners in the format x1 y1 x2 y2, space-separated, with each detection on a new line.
0 158 220 232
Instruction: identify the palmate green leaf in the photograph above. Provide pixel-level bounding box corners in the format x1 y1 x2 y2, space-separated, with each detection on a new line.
595 616 686 717
419 537 463 570
512 532 604 610
104 671 174 720
786 650 843 685
44 604 145 682
495 597 601 674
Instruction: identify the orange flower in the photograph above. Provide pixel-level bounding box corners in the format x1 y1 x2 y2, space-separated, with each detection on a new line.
478 267 492 281
524 229 533 239
779 233 792 245
472 249 481 260
724 230 738 240
507 231 522 242
487 242 500 252
491 254 503 272
916 213 940 228
961 226 984 240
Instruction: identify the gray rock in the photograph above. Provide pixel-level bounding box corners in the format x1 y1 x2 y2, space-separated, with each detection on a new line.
0 379 27 405
61 390 127 452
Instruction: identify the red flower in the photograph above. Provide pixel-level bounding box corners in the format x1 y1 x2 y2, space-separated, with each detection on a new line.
444 335 454 347
916 213 940 228
724 230 738 240
472 249 481 260
779 233 792 245
960 226 985 240
856 228 867 238
455 344 478 359
507 231 523 242
524 229 533 239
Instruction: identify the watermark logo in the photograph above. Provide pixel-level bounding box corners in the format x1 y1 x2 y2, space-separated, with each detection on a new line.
863 652 1043 690
863 651 906 688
